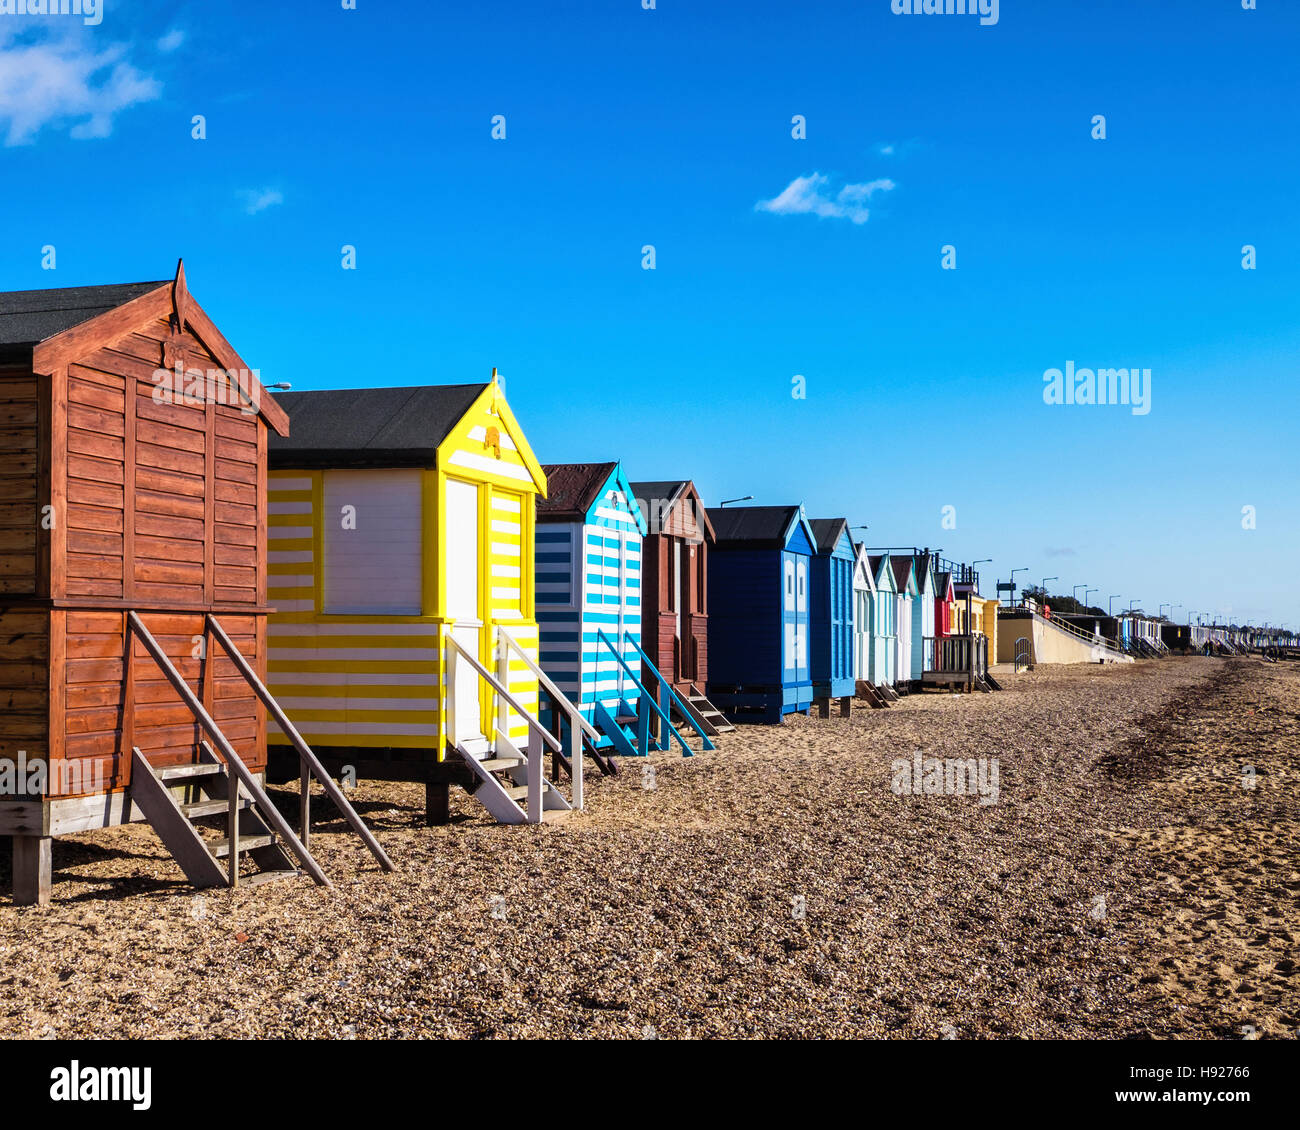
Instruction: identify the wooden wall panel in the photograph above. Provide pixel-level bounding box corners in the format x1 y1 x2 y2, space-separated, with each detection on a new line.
0 375 39 594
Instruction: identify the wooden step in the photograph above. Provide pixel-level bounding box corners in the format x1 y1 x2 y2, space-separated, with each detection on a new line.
615 714 637 725
158 762 225 782
209 834 275 858
505 782 550 801
181 796 252 819
241 868 302 887
478 757 523 772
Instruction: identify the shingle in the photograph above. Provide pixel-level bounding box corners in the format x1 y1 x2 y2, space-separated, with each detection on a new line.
537 463 618 520
706 505 799 549
267 384 488 467
0 280 168 346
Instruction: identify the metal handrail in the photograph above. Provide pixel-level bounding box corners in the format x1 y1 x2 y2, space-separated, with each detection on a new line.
619 632 715 752
445 635 561 754
594 630 695 757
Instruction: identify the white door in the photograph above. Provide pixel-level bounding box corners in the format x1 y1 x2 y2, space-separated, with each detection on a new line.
445 479 483 742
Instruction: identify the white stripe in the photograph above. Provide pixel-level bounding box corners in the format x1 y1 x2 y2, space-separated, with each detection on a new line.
491 564 521 578
269 599 315 611
491 519 522 534
269 647 441 661
491 495 521 513
269 525 313 539
269 622 439 636
269 502 313 515
269 477 313 491
447 450 532 481
492 586 521 599
268 574 314 588
468 424 518 452
491 541 521 557
271 720 438 737
269 551 313 564
274 696 440 712
270 672 436 686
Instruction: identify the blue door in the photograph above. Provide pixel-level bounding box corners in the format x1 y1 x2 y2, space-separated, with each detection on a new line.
783 552 798 683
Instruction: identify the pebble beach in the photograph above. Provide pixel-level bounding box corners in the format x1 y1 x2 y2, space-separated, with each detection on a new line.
2 656 1296 1040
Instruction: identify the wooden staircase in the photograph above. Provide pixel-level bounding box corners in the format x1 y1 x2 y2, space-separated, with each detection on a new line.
126 612 394 891
453 734 571 826
678 685 735 735
855 679 890 709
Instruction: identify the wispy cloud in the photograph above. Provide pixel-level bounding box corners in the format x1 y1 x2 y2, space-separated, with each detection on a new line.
240 188 284 215
876 142 896 156
0 29 161 145
158 30 186 53
1044 547 1077 558
755 173 895 226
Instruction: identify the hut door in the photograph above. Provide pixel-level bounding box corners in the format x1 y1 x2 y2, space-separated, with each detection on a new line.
672 539 683 679
783 554 797 682
445 479 484 742
795 558 809 683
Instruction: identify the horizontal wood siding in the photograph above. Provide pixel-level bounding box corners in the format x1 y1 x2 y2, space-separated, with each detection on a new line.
0 608 49 766
0 373 39 595
56 610 265 797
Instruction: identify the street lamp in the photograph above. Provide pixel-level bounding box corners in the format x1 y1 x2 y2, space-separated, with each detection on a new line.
1129 599 1140 611
1159 603 1170 618
1188 609 1198 625
1109 594 1121 615
720 495 753 507
1042 576 1058 596
1074 584 1088 602
1085 588 1098 610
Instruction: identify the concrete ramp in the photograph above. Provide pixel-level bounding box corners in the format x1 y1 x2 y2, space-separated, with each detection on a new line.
996 610 1133 666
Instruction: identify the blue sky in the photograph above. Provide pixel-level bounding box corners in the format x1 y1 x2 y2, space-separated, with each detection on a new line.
2 0 1296 627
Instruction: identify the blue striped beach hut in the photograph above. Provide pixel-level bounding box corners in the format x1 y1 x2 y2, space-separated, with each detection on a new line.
534 463 650 751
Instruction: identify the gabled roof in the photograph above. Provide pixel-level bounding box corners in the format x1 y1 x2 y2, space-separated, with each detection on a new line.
870 553 897 593
538 462 619 520
268 384 488 468
889 556 920 595
706 505 814 551
628 480 716 542
853 542 878 592
935 571 955 599
0 280 167 346
809 517 853 557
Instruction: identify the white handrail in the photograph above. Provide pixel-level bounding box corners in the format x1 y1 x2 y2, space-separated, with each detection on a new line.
500 629 600 743
498 627 589 812
446 635 562 754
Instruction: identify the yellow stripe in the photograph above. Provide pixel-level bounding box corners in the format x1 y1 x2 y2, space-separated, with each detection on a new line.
269 683 438 698
270 634 440 649
268 659 439 674
271 733 434 749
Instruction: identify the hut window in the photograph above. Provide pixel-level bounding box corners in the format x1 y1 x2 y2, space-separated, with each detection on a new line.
785 560 795 610
322 469 422 615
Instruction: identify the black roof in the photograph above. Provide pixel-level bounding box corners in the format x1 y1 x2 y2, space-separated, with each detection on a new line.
706 505 801 549
809 518 850 555
628 480 685 508
537 462 618 520
268 384 488 468
0 280 167 347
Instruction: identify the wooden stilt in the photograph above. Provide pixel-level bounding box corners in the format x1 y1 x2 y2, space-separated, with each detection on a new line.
816 698 831 719
839 696 851 718
13 835 52 907
426 781 450 826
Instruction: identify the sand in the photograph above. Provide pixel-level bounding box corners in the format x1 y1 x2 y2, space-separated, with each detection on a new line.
1 656 1296 1039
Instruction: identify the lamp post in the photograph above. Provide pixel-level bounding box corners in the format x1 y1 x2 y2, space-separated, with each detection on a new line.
1042 576 1058 598
1129 599 1140 611
720 495 753 507
1010 567 1028 604
1109 594 1121 615
1074 584 1088 603
1085 588 1098 611
1159 603 1170 619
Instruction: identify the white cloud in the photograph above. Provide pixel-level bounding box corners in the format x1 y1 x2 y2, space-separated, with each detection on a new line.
158 30 186 53
755 173 896 226
876 143 896 156
0 30 161 145
240 188 284 215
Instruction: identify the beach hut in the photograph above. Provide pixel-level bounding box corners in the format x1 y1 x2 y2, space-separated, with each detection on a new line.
890 557 918 688
851 542 877 687
808 518 856 716
534 464 712 759
265 375 586 825
867 554 897 687
628 479 732 737
934 570 956 641
903 552 937 682
0 265 386 905
705 505 816 722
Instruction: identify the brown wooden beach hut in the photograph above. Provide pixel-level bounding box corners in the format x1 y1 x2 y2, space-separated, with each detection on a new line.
0 264 388 905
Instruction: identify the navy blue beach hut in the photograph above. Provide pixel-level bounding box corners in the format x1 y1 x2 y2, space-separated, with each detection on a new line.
809 518 856 716
704 505 817 722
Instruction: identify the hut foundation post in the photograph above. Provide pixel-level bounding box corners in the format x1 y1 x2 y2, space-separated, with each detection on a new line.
12 835 52 907
426 781 450 827
816 698 831 719
838 696 851 718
